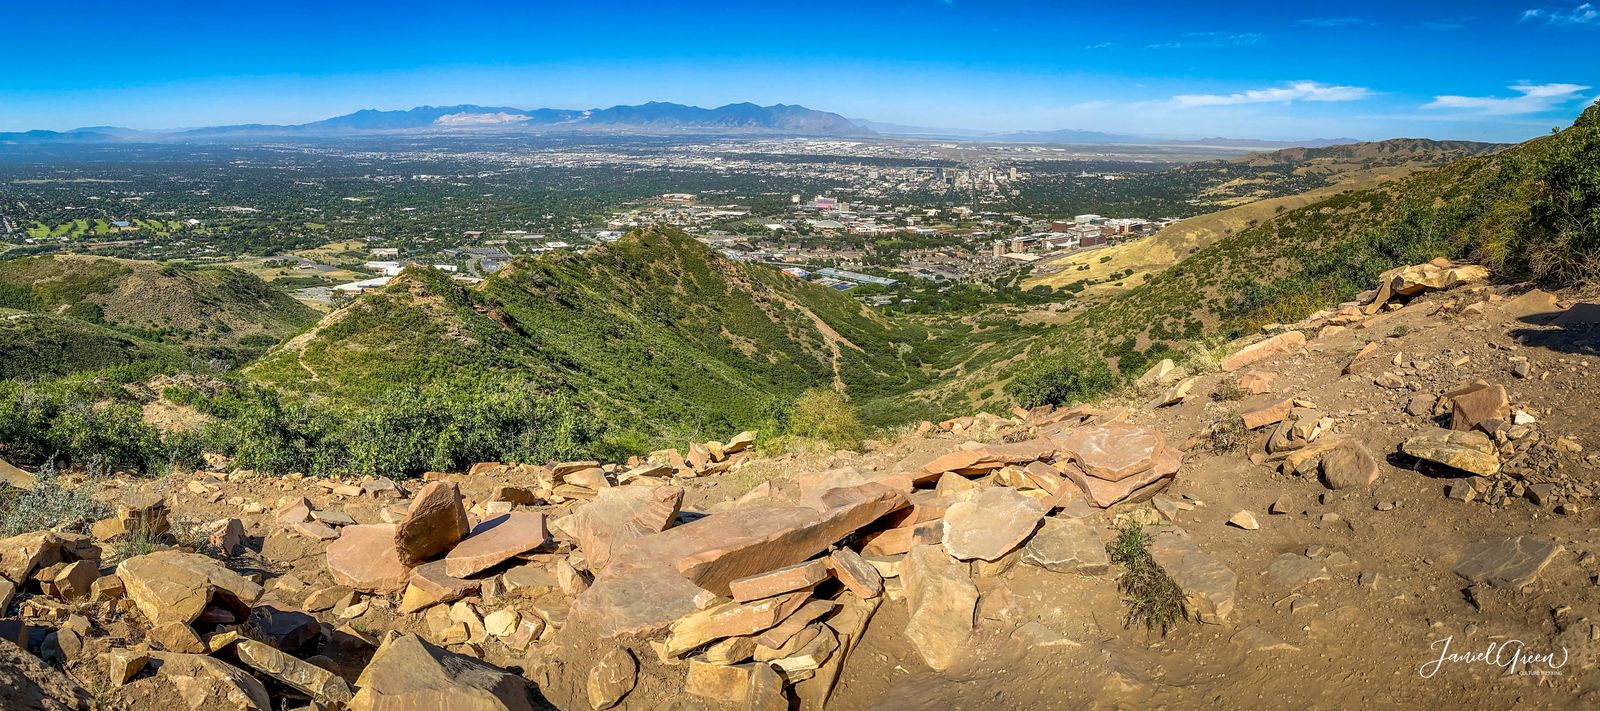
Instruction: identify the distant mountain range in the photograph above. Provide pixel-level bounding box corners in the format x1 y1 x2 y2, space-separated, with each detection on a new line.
1 101 1357 149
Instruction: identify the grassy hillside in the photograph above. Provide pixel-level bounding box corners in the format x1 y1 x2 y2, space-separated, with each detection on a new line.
0 255 319 364
1024 138 1507 297
0 309 185 380
1008 104 1599 407
249 228 932 446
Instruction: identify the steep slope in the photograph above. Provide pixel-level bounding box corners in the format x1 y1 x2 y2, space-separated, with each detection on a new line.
0 255 318 362
1007 104 1599 407
0 308 184 379
249 228 929 442
1025 138 1507 296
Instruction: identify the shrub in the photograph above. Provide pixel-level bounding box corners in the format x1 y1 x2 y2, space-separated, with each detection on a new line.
785 388 865 450
1006 353 1120 409
0 464 108 537
1107 520 1187 633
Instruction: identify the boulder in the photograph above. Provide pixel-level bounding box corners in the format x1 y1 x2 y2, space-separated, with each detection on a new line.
394 481 471 566
900 544 978 671
351 633 534 710
1342 342 1381 376
941 487 1045 561
0 457 35 491
1240 398 1294 430
1237 371 1276 395
1146 526 1236 624
235 638 353 704
1021 516 1109 574
444 512 549 578
1401 428 1500 477
1059 447 1182 508
1320 440 1380 490
1135 358 1180 388
327 524 413 593
1220 331 1305 372
1364 261 1489 313
556 485 682 572
116 550 263 627
248 605 321 651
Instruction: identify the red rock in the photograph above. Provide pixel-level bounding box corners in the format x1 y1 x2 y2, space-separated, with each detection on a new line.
941 487 1046 561
916 440 1055 482
1060 448 1181 508
563 488 903 641
1220 331 1305 372
394 482 470 566
828 549 883 599
1053 423 1162 481
1237 371 1276 394
1449 383 1509 432
663 590 811 657
727 559 830 603
555 485 681 572
326 525 412 594
675 483 907 597
1342 342 1381 375
1240 398 1295 430
444 512 549 578
401 560 481 613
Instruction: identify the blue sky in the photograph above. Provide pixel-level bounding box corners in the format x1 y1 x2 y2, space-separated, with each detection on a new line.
1 0 1595 141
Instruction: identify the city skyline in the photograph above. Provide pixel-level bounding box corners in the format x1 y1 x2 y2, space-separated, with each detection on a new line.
3 0 1597 141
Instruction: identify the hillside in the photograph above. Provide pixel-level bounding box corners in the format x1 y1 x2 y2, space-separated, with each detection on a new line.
248 228 931 444
1007 104 1599 407
0 309 184 380
0 255 318 364
1024 138 1507 297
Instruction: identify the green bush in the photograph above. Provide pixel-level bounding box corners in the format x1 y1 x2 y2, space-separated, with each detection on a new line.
0 464 109 536
0 379 169 475
785 388 864 450
1006 353 1120 409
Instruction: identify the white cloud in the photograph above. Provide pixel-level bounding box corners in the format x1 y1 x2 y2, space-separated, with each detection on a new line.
1423 83 1592 115
1520 3 1599 24
1297 17 1367 27
1145 32 1263 50
1170 81 1372 108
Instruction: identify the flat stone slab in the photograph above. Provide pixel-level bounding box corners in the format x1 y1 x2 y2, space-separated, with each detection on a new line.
1453 536 1563 590
675 483 906 597
1146 526 1236 624
326 525 412 594
1266 553 1330 590
941 487 1044 561
1053 423 1162 481
1022 516 1109 575
444 512 549 578
901 544 978 671
1221 330 1305 372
